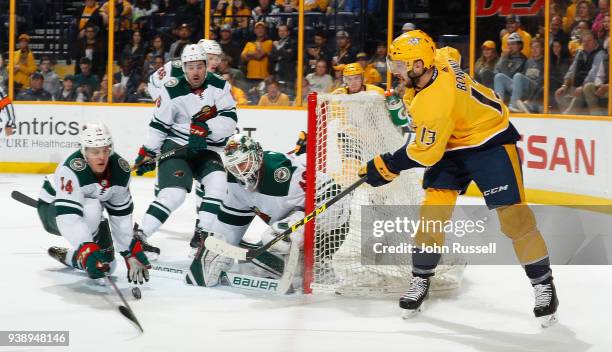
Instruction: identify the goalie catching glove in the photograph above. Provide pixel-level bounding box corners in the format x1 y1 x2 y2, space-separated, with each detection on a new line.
134 146 157 176
358 153 399 187
75 242 111 279
121 238 152 284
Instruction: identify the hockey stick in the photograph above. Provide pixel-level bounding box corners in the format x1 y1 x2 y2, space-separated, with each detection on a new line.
11 190 37 207
205 176 367 261
105 276 144 333
131 145 189 171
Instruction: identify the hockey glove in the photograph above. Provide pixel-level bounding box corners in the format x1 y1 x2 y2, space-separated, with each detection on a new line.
75 242 110 279
121 238 152 285
292 131 307 155
358 153 399 187
188 120 209 154
134 146 157 176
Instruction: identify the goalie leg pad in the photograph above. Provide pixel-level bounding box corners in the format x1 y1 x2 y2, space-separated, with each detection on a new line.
496 203 550 265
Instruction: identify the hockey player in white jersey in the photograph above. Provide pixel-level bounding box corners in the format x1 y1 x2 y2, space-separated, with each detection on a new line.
0 85 16 136
190 134 349 289
134 44 237 257
37 124 151 284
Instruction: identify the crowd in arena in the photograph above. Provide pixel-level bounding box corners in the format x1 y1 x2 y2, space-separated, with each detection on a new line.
1 0 390 106
474 0 610 115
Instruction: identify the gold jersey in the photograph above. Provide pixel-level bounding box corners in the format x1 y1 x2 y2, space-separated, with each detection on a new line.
402 51 514 166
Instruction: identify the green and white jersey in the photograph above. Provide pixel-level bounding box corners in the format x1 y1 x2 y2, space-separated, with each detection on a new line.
144 72 237 154
148 59 184 101
38 150 134 252
213 152 306 245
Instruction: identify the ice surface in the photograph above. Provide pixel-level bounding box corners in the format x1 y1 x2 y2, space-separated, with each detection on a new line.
0 174 610 352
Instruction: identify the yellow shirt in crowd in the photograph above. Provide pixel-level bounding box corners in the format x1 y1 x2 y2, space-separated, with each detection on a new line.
501 28 532 57
258 93 291 106
241 40 273 80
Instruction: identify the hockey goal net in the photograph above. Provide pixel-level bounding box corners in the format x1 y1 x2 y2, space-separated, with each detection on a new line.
303 92 463 296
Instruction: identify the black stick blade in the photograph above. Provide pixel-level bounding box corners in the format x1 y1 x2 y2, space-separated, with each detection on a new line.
118 305 144 333
11 191 37 207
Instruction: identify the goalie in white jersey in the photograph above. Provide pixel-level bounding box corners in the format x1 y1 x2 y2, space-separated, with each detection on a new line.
191 134 349 289
37 124 151 284
133 44 237 257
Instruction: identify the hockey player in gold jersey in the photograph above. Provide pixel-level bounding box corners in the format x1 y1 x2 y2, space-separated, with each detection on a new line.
332 63 385 95
359 30 558 327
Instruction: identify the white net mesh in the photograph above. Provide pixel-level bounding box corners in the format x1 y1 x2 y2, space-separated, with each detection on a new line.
308 92 464 296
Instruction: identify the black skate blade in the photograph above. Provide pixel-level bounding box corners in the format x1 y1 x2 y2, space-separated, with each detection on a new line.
118 305 144 333
538 313 559 328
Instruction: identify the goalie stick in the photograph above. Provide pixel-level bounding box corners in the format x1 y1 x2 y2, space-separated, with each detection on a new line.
205 176 367 261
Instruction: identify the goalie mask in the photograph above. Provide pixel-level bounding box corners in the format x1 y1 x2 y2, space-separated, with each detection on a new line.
224 134 264 190
80 123 113 159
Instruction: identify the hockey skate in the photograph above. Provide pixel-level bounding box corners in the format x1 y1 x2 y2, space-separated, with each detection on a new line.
400 276 430 319
189 229 209 258
133 223 161 260
533 279 559 328
48 246 70 267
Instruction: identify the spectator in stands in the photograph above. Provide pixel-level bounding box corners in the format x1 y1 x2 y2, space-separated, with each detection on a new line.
258 78 291 106
144 55 165 79
121 30 147 68
114 58 142 97
276 0 298 12
219 25 243 69
168 23 192 60
550 39 572 111
218 54 246 85
133 0 159 29
126 80 151 103
222 72 248 104
175 0 204 41
596 14 610 50
75 57 101 95
592 0 609 36
112 83 127 103
304 31 331 74
355 52 381 86
501 15 532 57
332 30 357 67
511 38 545 113
147 35 167 61
343 0 379 13
566 0 594 33
305 59 333 93
402 22 416 33
583 52 609 115
39 57 61 98
54 75 79 102
215 0 251 42
555 30 605 114
269 24 297 88
75 23 108 78
474 40 499 89
568 20 591 57
494 32 527 111
252 0 280 29
75 0 104 39
14 34 37 91
159 0 182 13
241 21 273 85
100 0 132 47
550 15 570 48
16 73 52 101
304 0 329 12
369 42 387 80
90 74 108 102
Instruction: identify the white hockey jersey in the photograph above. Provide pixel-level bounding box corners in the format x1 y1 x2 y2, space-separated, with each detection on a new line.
144 72 237 154
147 59 184 101
0 86 15 129
38 150 134 253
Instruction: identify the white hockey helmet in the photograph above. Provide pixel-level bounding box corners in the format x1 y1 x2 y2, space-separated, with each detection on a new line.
80 123 113 157
223 133 264 190
197 39 223 55
181 44 208 74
